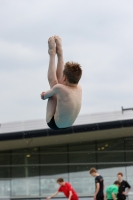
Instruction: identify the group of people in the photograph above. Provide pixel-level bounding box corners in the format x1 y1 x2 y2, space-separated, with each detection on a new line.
46 168 131 200
90 168 131 200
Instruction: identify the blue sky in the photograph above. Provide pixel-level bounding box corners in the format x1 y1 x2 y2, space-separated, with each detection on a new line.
0 0 133 122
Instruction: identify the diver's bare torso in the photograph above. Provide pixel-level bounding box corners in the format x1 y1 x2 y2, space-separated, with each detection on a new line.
41 36 82 130
54 84 82 128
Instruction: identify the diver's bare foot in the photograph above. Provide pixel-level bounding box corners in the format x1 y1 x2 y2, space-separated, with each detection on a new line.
55 36 63 57
48 36 56 56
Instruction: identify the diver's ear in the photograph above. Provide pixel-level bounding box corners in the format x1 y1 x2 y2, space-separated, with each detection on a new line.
63 75 67 81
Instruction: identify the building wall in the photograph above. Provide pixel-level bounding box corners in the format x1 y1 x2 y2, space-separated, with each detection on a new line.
0 137 133 199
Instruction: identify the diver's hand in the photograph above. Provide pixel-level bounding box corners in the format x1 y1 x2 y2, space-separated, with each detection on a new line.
41 92 45 100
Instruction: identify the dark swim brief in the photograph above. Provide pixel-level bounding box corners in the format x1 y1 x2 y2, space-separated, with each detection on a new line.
47 116 69 130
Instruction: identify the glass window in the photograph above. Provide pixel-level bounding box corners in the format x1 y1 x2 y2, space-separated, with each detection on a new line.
126 176 133 193
69 165 96 178
104 176 120 191
41 153 67 164
12 147 39 154
0 167 10 178
28 166 39 177
11 178 39 196
11 178 27 196
125 166 133 199
40 145 67 153
126 152 133 162
12 154 25 165
2 137 133 198
12 167 25 178
97 152 125 162
125 137 133 150
69 165 96 196
12 153 39 165
26 154 39 165
0 154 10 165
0 179 10 196
69 141 95 151
12 166 39 178
40 165 68 177
0 150 10 153
40 166 68 196
69 152 96 163
98 164 126 177
41 178 60 196
122 165 133 200
27 178 39 196
127 175 133 185
97 138 124 151
126 165 133 176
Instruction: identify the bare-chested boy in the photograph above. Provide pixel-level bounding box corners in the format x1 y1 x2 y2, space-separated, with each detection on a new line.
41 36 82 130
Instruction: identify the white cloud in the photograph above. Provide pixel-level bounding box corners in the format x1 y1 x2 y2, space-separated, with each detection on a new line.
0 39 44 62
0 67 48 122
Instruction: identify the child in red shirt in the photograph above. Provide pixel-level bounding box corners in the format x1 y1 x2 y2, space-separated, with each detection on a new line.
46 178 78 200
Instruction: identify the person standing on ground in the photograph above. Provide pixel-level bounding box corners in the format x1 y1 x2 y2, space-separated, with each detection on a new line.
89 168 104 200
117 172 131 200
106 181 120 200
46 178 78 200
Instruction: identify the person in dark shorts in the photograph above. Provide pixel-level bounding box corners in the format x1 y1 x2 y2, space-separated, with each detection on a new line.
106 181 120 200
41 36 82 130
89 168 104 200
117 172 131 200
46 178 78 200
